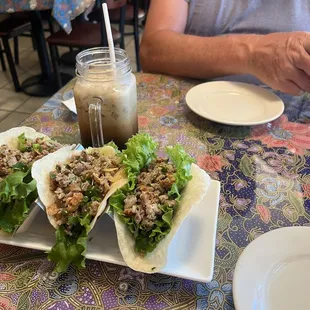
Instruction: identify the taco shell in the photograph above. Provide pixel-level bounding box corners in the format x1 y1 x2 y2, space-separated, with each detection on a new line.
0 126 47 149
114 163 211 273
31 145 128 230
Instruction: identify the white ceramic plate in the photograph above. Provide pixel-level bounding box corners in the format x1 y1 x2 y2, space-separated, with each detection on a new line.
185 81 284 126
0 180 220 282
233 227 310 310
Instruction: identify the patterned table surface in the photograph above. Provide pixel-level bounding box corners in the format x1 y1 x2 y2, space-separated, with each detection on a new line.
0 73 310 309
0 0 93 32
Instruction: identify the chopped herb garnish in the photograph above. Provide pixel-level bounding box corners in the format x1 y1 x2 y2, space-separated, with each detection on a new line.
12 162 28 172
32 143 42 152
85 186 101 199
82 196 89 204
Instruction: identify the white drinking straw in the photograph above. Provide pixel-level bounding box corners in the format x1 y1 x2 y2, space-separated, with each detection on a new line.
102 3 116 68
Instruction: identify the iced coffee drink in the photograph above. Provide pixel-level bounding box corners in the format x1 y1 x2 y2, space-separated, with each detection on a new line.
73 48 138 148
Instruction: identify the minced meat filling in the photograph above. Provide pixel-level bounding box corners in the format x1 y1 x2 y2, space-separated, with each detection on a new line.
47 150 122 233
123 158 177 231
0 138 61 182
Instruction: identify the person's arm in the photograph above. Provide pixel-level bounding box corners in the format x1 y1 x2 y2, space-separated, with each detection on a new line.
140 0 310 95
140 0 253 78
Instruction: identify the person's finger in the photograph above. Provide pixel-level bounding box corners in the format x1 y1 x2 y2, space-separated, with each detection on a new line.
295 48 310 76
303 33 310 54
278 80 303 96
296 35 310 76
289 69 310 92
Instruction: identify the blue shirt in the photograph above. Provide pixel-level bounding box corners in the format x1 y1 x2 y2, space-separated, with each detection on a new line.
185 0 310 36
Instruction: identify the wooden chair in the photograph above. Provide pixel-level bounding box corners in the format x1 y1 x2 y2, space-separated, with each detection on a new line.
89 0 146 71
20 10 59 55
46 0 125 89
0 14 32 91
0 43 7 71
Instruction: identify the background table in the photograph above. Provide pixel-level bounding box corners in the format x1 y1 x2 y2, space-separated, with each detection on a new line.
0 0 93 96
0 0 93 33
0 73 309 309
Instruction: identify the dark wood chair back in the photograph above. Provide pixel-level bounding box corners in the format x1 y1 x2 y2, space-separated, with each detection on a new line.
95 0 126 46
104 0 127 9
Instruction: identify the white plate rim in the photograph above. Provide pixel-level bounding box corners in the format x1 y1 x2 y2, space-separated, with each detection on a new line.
0 180 220 282
185 81 285 126
233 226 310 310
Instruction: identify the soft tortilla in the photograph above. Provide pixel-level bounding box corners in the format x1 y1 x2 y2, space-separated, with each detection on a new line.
114 163 211 273
31 146 128 230
0 126 48 149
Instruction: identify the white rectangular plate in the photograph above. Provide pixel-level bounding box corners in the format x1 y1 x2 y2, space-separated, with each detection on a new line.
0 180 220 282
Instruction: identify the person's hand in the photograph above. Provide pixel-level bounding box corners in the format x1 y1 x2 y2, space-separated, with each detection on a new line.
248 32 310 95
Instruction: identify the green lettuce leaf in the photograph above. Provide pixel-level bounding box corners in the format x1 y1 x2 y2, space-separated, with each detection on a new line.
105 141 120 154
166 144 195 200
0 167 37 233
134 204 174 253
109 189 139 236
110 140 194 255
121 133 158 189
48 214 92 273
133 144 195 253
0 133 59 234
47 137 140 273
12 162 28 173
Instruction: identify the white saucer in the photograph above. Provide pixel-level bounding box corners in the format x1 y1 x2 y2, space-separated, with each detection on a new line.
233 227 310 310
185 81 284 126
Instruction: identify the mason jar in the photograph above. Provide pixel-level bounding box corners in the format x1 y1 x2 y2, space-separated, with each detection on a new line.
74 47 138 149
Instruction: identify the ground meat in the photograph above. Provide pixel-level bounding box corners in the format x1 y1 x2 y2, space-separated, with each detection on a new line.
55 174 71 188
138 172 153 186
48 149 122 233
167 200 177 208
159 173 175 190
141 218 155 229
81 181 90 191
55 187 65 200
134 205 145 225
73 162 85 175
145 203 161 220
0 137 61 182
89 201 100 216
124 195 137 209
159 194 169 204
66 192 84 212
7 157 18 167
47 204 59 217
0 167 9 178
68 183 81 192
140 192 152 209
123 157 178 231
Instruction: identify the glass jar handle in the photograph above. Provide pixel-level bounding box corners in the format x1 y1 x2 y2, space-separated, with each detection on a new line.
88 97 104 147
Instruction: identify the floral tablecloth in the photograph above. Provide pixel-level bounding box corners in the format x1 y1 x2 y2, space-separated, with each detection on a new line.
0 0 94 32
0 73 310 309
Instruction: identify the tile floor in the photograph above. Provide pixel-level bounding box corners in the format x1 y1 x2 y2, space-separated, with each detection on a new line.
0 26 141 132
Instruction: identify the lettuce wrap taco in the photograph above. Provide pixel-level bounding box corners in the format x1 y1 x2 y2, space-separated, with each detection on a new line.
110 134 210 273
0 126 62 233
32 144 128 272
